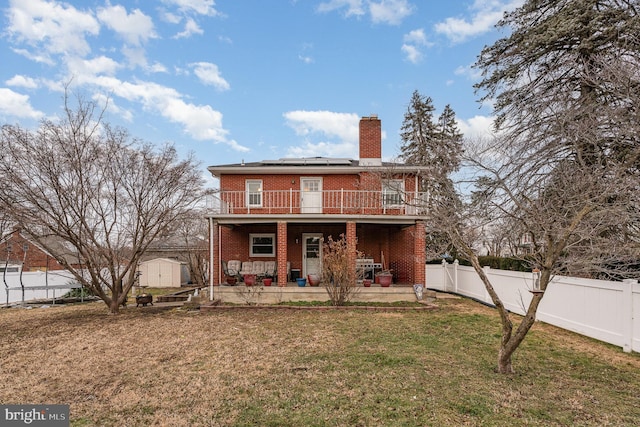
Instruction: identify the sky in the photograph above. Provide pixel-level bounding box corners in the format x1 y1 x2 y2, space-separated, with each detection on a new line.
1 0 523 187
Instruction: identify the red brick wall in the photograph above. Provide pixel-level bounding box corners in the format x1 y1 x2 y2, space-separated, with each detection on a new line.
0 232 66 271
221 174 360 191
389 226 416 284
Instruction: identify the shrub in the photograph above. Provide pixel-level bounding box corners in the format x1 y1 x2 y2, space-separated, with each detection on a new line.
322 234 363 306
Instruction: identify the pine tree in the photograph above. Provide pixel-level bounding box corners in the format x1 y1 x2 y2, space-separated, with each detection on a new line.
399 90 437 168
399 92 464 191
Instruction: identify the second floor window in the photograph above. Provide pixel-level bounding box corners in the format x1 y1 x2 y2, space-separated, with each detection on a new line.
246 180 263 207
382 179 404 207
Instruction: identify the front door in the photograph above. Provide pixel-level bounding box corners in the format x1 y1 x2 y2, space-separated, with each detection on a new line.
301 178 322 213
303 233 322 279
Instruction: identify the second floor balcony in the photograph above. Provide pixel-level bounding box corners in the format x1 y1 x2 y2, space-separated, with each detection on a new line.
210 189 428 217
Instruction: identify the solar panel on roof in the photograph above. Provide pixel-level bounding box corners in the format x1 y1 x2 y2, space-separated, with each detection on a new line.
261 157 353 166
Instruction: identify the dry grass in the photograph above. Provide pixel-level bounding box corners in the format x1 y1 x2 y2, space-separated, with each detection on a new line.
1 298 639 426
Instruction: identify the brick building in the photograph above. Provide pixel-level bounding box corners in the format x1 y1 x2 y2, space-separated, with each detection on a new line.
206 115 427 288
0 229 77 272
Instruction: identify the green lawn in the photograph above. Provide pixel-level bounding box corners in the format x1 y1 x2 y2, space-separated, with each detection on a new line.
1 297 638 426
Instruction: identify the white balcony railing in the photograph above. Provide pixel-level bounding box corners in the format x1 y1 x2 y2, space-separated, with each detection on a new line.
211 190 428 216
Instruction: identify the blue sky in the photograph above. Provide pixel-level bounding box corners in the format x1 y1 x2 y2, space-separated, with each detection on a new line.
1 0 522 186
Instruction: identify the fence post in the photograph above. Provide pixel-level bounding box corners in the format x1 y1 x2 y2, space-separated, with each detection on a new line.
622 279 637 353
439 259 446 291
453 259 459 294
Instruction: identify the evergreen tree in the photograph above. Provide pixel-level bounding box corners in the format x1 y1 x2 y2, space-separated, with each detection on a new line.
399 92 464 191
399 92 465 260
399 90 437 168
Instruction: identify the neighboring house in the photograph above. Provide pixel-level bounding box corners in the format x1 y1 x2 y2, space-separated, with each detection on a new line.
138 257 189 288
206 115 428 287
0 228 79 272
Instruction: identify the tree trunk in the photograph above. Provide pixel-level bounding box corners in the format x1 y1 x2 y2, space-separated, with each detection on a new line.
497 347 514 374
108 298 121 314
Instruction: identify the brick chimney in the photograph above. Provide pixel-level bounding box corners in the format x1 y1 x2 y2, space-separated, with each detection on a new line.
359 115 382 166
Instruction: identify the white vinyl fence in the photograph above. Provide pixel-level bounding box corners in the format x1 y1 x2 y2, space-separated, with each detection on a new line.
3 270 79 305
426 260 640 354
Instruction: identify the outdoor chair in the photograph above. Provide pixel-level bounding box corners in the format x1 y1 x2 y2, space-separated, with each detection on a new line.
239 261 254 277
252 261 266 281
264 261 276 278
222 260 242 284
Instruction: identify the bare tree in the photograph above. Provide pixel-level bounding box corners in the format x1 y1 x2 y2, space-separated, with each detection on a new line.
173 207 211 287
431 0 640 373
0 94 206 313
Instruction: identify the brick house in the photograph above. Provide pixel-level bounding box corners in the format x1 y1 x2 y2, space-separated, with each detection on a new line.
206 115 427 288
0 229 77 272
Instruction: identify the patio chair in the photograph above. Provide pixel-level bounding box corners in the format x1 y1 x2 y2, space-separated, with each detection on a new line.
264 261 276 278
252 261 266 281
239 261 254 277
222 260 242 284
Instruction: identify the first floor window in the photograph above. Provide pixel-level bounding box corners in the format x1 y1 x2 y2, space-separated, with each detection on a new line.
250 233 275 257
246 180 263 207
382 179 404 207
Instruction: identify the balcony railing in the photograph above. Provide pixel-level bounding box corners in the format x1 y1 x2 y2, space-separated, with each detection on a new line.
211 190 428 216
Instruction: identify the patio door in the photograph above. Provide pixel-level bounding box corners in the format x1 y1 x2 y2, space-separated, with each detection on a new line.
301 178 322 213
303 233 322 279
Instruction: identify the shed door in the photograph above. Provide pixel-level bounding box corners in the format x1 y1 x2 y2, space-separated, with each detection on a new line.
301 178 322 213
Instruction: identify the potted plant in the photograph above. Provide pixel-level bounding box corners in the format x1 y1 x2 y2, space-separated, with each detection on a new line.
296 277 307 287
363 279 372 287
244 274 256 286
307 274 320 286
263 277 272 286
376 271 393 287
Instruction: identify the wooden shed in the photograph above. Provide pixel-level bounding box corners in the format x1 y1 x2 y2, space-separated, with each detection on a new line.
138 258 189 288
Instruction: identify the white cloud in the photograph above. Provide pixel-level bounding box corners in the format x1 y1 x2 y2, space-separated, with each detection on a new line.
401 44 422 64
457 115 496 139
298 43 314 64
162 0 222 16
6 0 100 58
10 48 55 65
318 0 413 24
87 75 245 151
160 10 182 24
317 0 365 18
67 56 121 77
401 28 431 63
0 88 44 120
149 62 168 73
403 28 427 45
97 5 157 46
189 62 230 91
174 17 203 38
6 75 38 89
92 92 133 122
370 0 414 25
122 46 150 69
434 0 524 43
284 111 359 141
283 111 361 158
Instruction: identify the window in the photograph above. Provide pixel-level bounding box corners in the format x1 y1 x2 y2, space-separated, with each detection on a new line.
246 180 263 207
382 179 404 207
250 233 275 257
